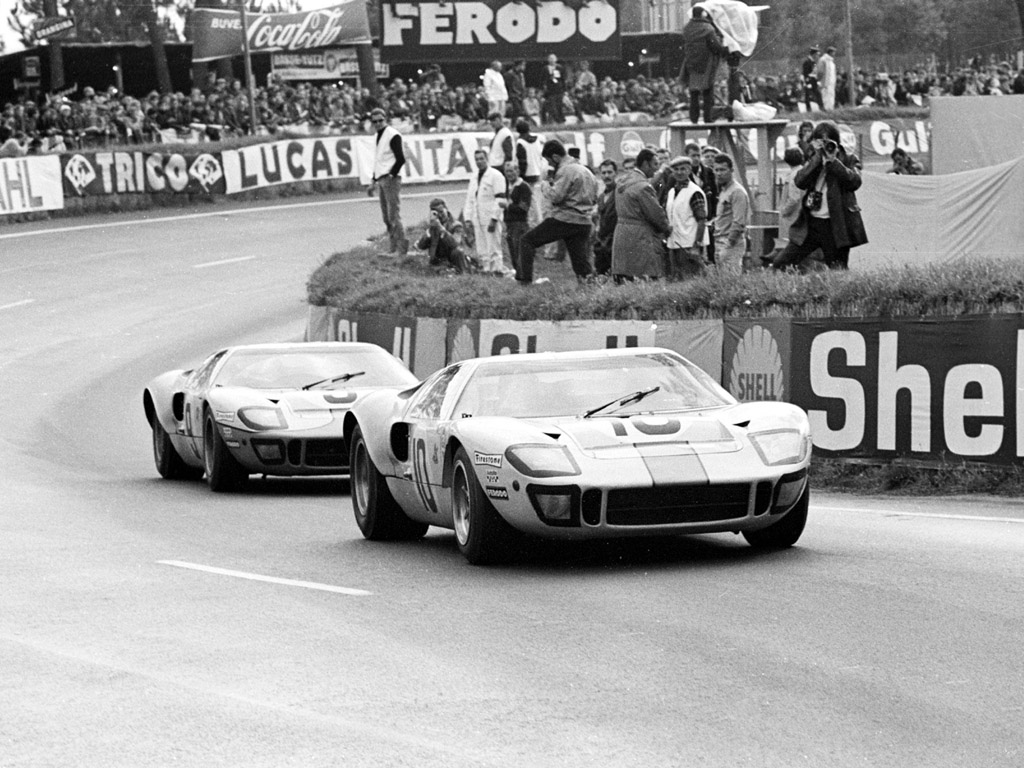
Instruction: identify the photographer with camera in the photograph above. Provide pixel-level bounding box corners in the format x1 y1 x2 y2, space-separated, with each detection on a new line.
770 121 867 271
415 198 474 274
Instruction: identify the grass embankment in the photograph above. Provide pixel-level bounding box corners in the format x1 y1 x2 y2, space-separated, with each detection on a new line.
308 232 1024 496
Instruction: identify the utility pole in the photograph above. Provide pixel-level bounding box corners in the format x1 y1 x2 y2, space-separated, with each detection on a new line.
844 0 855 106
238 0 260 135
42 0 64 91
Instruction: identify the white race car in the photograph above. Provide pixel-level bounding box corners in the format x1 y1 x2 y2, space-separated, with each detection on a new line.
143 342 418 491
344 347 812 564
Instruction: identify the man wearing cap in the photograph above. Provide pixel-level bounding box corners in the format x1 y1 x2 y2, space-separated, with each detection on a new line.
802 47 821 111
665 156 709 280
368 108 408 256
816 46 838 110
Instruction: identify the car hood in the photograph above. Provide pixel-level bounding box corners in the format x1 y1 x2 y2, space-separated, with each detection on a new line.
530 413 743 456
214 386 379 412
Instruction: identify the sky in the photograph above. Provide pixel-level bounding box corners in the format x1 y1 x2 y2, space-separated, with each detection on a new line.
1 0 25 54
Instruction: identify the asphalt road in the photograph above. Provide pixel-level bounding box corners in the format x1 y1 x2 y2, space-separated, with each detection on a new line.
2 190 1023 768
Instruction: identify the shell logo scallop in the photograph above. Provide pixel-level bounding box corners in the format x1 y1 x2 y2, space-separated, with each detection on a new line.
449 323 478 363
729 325 784 402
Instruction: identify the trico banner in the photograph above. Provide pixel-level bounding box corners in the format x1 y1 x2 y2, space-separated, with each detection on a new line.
0 156 63 214
788 315 1024 464
61 151 226 196
380 0 622 63
191 1 371 63
221 137 357 193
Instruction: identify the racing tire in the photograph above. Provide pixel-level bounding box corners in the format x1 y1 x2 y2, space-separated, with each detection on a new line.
452 446 518 565
152 419 202 480
203 413 248 493
350 425 428 541
743 485 809 551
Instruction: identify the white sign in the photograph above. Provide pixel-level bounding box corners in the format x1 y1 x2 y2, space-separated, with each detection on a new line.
0 157 64 215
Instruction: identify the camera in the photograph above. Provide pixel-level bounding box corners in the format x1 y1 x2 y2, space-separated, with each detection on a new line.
804 190 823 212
823 139 839 154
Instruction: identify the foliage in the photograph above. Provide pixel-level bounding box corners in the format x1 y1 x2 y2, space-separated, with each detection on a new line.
811 458 1024 496
308 238 1024 320
9 0 189 46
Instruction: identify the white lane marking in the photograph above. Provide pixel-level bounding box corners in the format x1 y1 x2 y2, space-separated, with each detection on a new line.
0 190 454 241
0 298 35 311
157 560 371 596
818 506 1024 524
193 255 257 269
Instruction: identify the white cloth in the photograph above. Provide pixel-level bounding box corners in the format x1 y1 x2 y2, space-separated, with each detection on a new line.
372 124 401 180
483 68 508 102
691 0 764 56
464 166 507 229
489 126 515 168
666 184 709 249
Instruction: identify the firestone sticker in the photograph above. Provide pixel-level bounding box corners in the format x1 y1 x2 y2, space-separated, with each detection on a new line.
474 452 502 467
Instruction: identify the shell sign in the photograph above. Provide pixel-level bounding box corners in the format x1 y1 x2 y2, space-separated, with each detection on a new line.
723 319 792 403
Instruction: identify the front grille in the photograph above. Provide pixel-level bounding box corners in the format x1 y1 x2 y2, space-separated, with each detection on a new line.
303 438 348 468
606 483 751 526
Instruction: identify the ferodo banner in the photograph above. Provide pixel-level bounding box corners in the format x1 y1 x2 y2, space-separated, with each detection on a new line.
191 1 371 63
380 0 621 63
61 151 226 196
789 315 1024 463
221 137 356 193
0 156 63 214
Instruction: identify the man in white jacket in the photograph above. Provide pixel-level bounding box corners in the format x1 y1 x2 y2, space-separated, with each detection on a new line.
464 149 508 274
482 61 508 118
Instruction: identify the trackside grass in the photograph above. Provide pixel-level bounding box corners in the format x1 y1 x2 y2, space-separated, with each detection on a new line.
308 233 1024 495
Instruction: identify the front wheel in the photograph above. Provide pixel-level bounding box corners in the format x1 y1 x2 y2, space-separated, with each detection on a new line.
452 447 518 565
203 413 248 492
152 419 202 480
350 425 428 541
743 485 809 550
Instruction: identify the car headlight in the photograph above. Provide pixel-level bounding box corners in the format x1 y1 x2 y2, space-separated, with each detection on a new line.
749 429 809 466
237 406 287 431
505 444 581 478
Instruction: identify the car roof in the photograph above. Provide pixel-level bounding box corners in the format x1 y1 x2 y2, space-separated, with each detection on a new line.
223 342 388 354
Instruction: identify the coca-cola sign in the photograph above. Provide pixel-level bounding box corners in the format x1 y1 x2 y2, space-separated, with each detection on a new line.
191 0 371 63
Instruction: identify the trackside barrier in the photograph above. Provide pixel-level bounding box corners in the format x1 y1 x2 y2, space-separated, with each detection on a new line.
307 307 1024 465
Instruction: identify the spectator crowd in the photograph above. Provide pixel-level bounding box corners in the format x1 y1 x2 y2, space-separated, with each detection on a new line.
2 51 1023 157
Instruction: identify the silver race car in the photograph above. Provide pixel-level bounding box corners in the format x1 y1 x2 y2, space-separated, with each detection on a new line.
344 347 813 564
143 342 418 491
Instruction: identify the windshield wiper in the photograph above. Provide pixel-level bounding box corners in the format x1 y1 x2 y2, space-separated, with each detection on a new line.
301 371 366 390
582 386 661 419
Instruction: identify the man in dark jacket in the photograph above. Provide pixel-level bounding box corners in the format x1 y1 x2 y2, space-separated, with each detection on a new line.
771 121 867 271
504 60 527 122
681 7 729 123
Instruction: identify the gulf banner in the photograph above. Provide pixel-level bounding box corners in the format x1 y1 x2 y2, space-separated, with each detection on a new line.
221 137 357 193
61 151 226 196
788 315 1024 463
0 156 63 214
191 1 371 63
380 0 621 63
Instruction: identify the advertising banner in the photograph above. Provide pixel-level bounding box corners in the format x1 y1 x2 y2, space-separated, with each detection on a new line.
653 319 724 381
0 156 63 214
352 132 492 186
61 151 226 197
446 319 656 363
788 315 1024 463
722 318 791 403
271 48 388 80
192 1 371 63
221 137 357 193
380 0 621 64
334 313 446 377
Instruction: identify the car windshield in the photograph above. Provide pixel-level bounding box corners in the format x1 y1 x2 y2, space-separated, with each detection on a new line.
214 347 416 390
452 352 734 419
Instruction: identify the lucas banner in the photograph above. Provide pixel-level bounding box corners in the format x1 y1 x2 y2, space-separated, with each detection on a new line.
221 137 357 193
191 1 371 63
380 0 621 63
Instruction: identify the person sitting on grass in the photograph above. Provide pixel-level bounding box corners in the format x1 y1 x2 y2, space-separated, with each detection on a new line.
415 198 474 273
